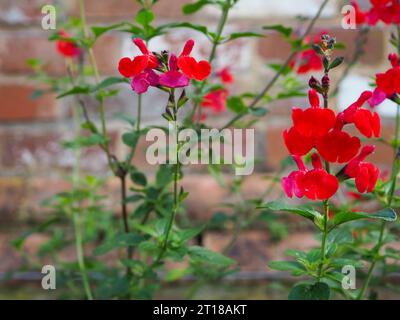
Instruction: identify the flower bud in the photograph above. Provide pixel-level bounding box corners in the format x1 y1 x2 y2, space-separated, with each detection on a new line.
322 74 330 88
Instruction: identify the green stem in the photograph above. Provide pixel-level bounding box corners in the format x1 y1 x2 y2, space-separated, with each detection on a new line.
72 210 94 300
154 91 180 265
192 0 231 124
71 103 93 300
357 27 400 299
317 200 329 281
357 105 400 299
220 0 329 129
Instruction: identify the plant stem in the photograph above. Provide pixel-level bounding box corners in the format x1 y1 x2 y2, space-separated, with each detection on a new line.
357 104 400 299
220 0 329 129
317 200 329 281
154 91 180 265
71 99 93 300
192 0 231 124
357 26 400 299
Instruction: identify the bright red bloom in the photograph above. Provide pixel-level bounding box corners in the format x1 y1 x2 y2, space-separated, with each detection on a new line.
217 67 235 84
292 89 336 138
352 0 400 25
201 89 228 113
316 128 361 163
290 48 323 74
282 154 339 200
177 40 211 81
56 31 80 58
118 38 158 78
341 91 380 138
283 127 315 156
369 53 400 107
345 145 380 193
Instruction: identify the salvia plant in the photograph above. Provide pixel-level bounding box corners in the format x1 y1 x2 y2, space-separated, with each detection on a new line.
12 0 400 300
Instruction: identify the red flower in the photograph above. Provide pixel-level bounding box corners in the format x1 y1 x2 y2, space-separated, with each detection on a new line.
292 89 336 138
290 48 323 74
56 31 80 58
217 67 235 84
369 53 400 107
341 91 380 138
177 40 212 81
345 145 380 193
282 154 339 200
201 89 228 113
283 127 315 156
316 126 361 163
118 38 158 78
352 0 400 25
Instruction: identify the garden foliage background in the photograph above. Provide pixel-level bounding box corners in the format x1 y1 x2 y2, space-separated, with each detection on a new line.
0 0 399 299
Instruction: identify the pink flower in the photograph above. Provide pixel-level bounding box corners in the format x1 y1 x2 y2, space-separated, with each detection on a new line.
131 69 159 94
159 54 190 88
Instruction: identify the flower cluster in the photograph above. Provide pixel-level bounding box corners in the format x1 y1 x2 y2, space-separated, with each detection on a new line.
369 53 400 107
352 0 400 26
283 83 380 200
201 67 235 116
56 31 81 58
118 38 211 94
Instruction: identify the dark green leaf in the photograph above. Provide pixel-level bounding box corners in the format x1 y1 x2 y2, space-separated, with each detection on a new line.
333 208 397 228
92 77 128 92
122 132 140 148
225 32 264 42
188 246 235 267
94 233 145 255
260 201 323 228
288 282 330 300
136 9 155 27
329 56 344 70
57 86 90 99
130 171 147 187
263 24 292 38
182 0 210 14
227 96 247 114
268 261 306 273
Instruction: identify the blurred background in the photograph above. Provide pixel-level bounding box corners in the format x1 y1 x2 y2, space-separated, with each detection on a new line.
0 0 399 299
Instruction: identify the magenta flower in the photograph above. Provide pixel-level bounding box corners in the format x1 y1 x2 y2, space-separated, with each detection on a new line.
159 54 190 88
131 69 159 94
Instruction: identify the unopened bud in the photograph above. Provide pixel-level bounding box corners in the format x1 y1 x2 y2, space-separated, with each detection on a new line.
322 74 330 88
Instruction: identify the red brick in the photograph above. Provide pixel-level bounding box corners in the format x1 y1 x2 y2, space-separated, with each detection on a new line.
0 178 27 221
0 129 119 174
264 124 289 171
0 84 57 122
0 31 121 76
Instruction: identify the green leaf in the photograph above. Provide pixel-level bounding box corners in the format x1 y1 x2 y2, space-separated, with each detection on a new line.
130 171 147 187
122 132 140 148
177 226 204 242
333 208 397 228
268 261 306 273
57 86 90 99
263 24 292 38
329 56 344 70
113 112 135 127
249 107 267 117
156 165 174 187
288 282 330 300
159 22 211 39
182 0 210 14
135 9 155 27
225 32 264 42
94 233 145 256
227 96 247 114
62 134 106 148
260 201 323 228
188 246 235 267
92 77 128 92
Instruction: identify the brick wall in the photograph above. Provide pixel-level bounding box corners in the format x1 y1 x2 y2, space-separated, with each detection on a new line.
0 0 394 274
